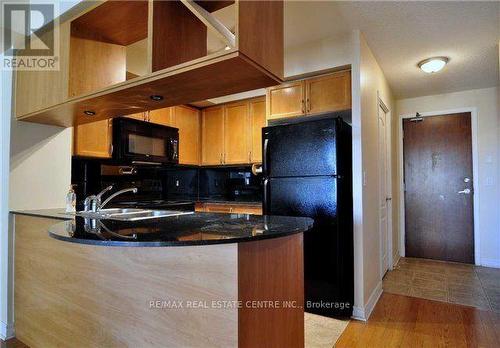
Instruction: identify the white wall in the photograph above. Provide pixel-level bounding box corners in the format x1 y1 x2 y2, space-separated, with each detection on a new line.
1 59 14 340
351 33 395 319
285 34 355 77
396 87 500 267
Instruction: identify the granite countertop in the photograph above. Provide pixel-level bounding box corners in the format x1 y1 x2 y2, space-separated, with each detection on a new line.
47 213 313 247
11 209 74 220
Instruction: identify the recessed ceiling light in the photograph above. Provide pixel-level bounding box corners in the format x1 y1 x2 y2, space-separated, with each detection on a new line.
418 57 449 73
83 110 96 116
150 95 164 101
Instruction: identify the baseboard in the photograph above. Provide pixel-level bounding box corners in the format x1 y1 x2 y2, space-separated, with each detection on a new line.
351 281 383 321
480 258 500 268
393 253 401 267
352 306 366 321
0 321 14 340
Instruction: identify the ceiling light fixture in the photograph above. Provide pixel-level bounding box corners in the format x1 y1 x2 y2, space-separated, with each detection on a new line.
150 95 164 101
418 57 449 73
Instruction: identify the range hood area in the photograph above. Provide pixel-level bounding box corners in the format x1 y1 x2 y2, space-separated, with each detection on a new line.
15 0 284 127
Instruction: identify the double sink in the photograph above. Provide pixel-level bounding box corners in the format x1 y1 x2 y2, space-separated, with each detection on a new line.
75 208 193 221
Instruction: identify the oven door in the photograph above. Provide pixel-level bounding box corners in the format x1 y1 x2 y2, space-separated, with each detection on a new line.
113 117 179 164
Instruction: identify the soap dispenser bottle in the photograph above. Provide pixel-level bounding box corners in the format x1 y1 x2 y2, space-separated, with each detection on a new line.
66 185 77 213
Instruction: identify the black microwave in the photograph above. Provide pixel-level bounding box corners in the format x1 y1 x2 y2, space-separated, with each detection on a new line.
112 117 179 165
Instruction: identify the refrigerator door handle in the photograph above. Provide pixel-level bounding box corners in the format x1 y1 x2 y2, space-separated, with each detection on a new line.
262 138 269 174
263 178 269 214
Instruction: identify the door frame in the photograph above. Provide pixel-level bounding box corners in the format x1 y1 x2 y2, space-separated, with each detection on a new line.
398 107 480 265
378 95 393 277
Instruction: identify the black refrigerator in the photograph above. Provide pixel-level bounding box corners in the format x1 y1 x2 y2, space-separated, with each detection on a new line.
262 115 353 318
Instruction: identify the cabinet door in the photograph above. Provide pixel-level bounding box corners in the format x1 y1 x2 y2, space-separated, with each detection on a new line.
74 119 112 158
306 70 351 115
224 101 250 164
266 81 305 120
149 107 175 126
173 106 200 165
249 98 266 163
201 106 224 165
125 112 146 121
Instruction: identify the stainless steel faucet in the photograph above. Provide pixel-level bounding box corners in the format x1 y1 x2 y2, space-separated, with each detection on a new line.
83 186 137 212
100 187 138 210
83 185 113 212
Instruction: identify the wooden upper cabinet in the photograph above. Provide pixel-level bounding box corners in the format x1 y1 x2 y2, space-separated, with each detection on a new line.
68 36 127 98
16 0 283 127
266 70 351 121
249 98 266 163
74 119 112 158
172 106 201 165
125 112 146 121
224 101 250 164
306 71 351 115
201 106 224 165
15 21 70 118
266 81 305 120
149 107 175 126
68 0 149 98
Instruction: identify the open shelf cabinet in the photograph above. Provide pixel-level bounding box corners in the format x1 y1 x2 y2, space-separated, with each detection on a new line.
15 0 283 127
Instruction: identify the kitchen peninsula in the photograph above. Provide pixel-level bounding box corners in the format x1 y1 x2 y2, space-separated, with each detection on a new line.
12 210 312 347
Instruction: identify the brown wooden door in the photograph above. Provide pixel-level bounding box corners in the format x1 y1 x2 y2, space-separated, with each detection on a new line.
249 97 266 163
266 81 305 120
224 101 250 164
306 71 351 115
201 106 224 165
74 119 112 158
403 113 474 263
173 105 200 165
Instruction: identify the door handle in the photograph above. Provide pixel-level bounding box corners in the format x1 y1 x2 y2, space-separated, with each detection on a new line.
458 188 471 194
262 138 268 174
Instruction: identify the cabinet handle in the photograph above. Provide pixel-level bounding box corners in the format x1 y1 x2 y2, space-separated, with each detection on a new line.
230 207 233 213
301 99 305 114
220 153 223 164
109 144 113 156
223 153 226 164
307 98 311 113
248 151 252 163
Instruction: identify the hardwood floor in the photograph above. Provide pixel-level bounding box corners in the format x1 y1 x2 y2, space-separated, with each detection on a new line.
5 292 500 347
336 292 500 348
0 338 27 348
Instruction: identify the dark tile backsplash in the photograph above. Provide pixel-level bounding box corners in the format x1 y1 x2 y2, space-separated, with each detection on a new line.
162 167 199 200
72 158 262 205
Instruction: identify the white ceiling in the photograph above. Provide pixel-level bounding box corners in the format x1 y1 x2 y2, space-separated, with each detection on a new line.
285 1 499 99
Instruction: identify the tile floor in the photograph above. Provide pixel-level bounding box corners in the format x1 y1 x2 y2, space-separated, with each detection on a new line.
383 257 500 312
